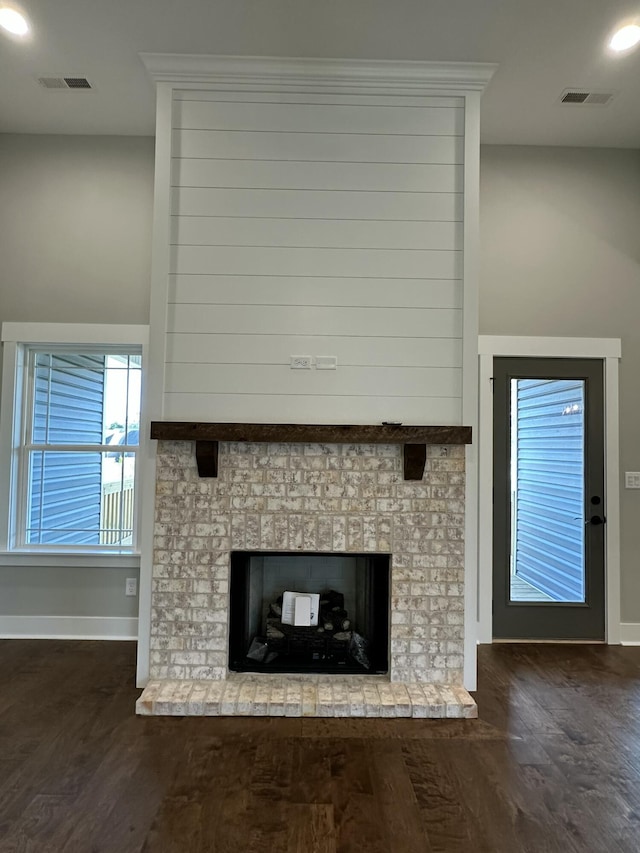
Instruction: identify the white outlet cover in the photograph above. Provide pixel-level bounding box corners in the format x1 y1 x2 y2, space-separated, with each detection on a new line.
290 355 312 369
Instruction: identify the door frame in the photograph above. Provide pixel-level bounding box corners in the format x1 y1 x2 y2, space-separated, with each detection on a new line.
477 336 621 644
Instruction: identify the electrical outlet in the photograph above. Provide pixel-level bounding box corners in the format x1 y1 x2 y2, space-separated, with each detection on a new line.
125 577 137 596
625 472 640 489
290 355 312 369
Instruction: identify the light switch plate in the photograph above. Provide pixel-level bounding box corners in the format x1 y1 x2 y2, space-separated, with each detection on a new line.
625 472 640 489
316 356 337 370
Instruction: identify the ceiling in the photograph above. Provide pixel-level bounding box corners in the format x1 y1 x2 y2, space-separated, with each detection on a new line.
1 0 640 147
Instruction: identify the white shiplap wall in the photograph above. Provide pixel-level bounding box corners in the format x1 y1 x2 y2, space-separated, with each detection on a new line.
166 89 464 424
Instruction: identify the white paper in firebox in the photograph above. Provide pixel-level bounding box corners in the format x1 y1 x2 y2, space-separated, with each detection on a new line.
281 591 319 626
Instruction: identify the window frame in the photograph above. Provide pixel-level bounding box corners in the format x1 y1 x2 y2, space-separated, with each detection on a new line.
0 323 149 556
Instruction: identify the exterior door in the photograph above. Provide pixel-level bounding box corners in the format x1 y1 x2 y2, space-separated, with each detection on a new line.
492 358 605 640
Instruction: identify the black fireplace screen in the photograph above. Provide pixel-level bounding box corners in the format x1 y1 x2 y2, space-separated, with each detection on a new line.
228 551 390 675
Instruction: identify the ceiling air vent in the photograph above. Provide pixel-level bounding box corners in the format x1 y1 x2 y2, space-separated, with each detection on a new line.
37 76 92 90
561 91 589 104
38 77 67 89
64 77 91 89
560 89 614 106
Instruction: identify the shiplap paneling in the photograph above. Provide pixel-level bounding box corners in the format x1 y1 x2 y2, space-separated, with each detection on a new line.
171 246 461 279
174 100 464 136
172 129 464 164
166 333 462 369
167 304 462 339
170 218 462 251
167 277 462 309
173 159 462 193
172 187 463 221
166 91 466 424
163 392 461 425
165 362 462 398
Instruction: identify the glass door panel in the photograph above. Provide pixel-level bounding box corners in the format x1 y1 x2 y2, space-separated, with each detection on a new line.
510 378 586 604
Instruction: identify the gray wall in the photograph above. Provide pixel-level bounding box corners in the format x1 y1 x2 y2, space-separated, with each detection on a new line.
1 135 639 627
0 566 142 617
0 134 154 620
480 145 640 623
0 134 152 326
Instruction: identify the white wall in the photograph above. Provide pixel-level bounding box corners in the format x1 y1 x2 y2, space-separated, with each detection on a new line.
0 134 154 628
164 90 465 424
480 145 640 625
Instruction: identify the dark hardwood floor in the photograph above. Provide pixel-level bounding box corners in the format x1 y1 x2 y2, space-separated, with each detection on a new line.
1 640 640 852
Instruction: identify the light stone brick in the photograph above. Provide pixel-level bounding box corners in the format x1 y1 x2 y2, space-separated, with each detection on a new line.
260 515 275 549
274 514 289 549
302 683 317 716
404 683 428 717
220 681 241 715
136 680 163 715
288 514 304 549
203 682 226 715
316 684 334 718
266 469 303 484
378 683 400 717
237 680 256 715
326 456 358 471
150 441 467 700
304 498 342 513
332 516 347 551
232 497 266 511
389 683 412 717
285 681 302 717
363 683 381 717
269 684 286 716
348 684 366 717
186 682 209 716
331 683 349 717
303 515 317 551
291 455 327 471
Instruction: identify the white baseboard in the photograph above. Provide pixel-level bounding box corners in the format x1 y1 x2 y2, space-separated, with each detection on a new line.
0 615 138 640
619 623 640 645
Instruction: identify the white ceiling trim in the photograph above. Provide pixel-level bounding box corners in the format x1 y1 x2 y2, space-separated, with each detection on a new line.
139 53 497 95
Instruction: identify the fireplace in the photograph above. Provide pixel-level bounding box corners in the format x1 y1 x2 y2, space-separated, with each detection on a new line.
228 551 390 675
137 432 477 718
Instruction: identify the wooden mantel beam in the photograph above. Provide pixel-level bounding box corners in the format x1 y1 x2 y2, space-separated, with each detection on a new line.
150 422 472 481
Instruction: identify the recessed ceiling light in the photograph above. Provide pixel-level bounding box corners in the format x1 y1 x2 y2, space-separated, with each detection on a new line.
609 24 640 52
0 6 29 36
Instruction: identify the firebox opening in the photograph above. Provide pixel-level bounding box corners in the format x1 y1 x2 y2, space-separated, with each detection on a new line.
229 551 390 675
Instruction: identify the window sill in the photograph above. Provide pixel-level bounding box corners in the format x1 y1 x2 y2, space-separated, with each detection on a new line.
0 551 141 569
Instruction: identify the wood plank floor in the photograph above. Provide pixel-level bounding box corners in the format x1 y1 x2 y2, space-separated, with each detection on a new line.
1 641 640 851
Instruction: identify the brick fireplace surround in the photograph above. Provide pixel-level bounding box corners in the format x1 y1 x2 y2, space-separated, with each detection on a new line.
136 439 477 718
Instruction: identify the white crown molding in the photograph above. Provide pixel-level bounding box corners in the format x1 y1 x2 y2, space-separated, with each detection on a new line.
139 53 497 94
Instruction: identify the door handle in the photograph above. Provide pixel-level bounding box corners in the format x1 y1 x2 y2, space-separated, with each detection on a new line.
587 515 606 525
